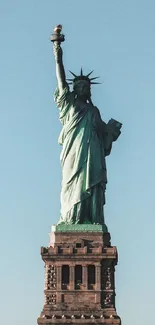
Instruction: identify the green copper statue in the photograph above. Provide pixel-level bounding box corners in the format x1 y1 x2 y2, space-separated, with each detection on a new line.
52 25 122 226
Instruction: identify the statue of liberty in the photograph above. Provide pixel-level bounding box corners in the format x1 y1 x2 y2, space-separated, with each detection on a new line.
51 25 122 226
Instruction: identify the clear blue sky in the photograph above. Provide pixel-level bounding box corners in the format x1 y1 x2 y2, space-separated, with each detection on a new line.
0 0 155 324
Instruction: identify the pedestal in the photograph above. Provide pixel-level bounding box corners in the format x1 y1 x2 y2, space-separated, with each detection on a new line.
37 225 121 325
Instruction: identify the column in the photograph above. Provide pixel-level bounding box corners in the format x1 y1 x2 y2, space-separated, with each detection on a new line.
69 265 75 290
95 264 101 290
57 266 62 290
82 265 88 290
56 265 62 303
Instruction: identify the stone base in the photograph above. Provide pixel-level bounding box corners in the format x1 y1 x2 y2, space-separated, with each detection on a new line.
49 226 110 248
38 226 121 325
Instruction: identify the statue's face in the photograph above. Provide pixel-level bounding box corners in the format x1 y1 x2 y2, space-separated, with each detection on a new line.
73 80 91 99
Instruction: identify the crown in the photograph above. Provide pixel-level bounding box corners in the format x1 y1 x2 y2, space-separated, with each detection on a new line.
67 68 100 85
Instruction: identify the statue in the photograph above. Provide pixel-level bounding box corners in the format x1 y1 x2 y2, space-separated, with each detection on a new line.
51 25 122 226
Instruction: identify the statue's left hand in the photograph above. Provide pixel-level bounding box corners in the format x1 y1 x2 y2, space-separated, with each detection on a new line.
112 128 121 141
107 119 122 141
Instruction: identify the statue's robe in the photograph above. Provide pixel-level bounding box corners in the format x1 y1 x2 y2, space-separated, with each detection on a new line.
54 85 120 224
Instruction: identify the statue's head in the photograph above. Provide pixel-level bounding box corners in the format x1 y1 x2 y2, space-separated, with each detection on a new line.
67 69 100 102
73 79 91 100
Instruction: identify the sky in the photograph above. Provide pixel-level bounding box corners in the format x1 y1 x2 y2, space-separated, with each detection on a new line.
0 0 155 324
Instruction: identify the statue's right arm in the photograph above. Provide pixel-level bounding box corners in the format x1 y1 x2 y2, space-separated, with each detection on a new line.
53 42 66 95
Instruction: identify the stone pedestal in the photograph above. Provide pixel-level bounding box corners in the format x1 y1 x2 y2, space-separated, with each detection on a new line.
37 225 121 325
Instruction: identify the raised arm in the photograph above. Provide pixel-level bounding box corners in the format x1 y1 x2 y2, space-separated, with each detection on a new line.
53 42 66 95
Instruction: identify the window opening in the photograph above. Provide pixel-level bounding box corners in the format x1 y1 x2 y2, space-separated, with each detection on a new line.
88 265 95 290
76 243 81 248
75 265 82 290
61 265 69 290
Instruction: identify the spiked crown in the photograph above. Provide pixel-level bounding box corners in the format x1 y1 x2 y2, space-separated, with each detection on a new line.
67 68 100 85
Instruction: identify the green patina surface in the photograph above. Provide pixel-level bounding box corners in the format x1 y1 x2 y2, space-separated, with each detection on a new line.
53 36 122 227
52 223 108 232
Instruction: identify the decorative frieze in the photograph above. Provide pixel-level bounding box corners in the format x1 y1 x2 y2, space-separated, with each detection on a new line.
101 264 115 308
44 264 57 305
45 294 56 305
44 264 57 290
